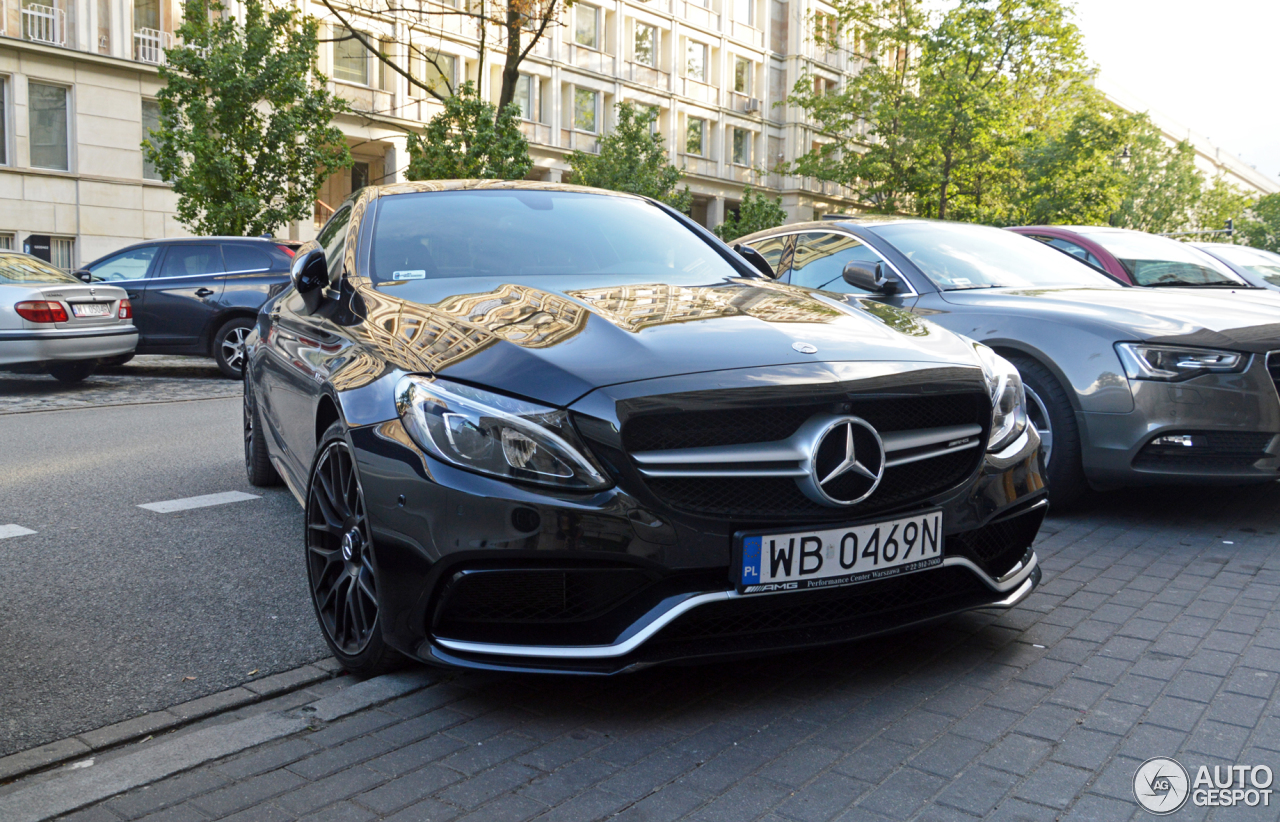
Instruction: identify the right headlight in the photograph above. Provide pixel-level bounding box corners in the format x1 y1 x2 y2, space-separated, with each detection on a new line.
395 375 611 491
1114 343 1248 382
972 342 1028 452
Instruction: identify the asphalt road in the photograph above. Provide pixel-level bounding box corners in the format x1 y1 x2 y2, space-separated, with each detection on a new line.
0 397 329 757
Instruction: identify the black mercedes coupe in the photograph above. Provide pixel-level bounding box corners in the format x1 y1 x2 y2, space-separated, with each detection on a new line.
244 181 1047 676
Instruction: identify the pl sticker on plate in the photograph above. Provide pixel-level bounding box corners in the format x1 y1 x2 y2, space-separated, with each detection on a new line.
392 270 427 281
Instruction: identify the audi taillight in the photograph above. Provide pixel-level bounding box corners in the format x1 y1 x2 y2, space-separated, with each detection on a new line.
118 299 132 319
15 300 69 323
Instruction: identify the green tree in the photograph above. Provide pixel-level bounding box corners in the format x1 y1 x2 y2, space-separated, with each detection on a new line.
145 0 350 236
405 82 533 181
1193 175 1255 236
1238 193 1280 253
714 188 788 241
568 102 692 212
1018 97 1131 226
1110 117 1204 234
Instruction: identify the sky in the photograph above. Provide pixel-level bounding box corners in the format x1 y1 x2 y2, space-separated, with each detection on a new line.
1066 0 1280 184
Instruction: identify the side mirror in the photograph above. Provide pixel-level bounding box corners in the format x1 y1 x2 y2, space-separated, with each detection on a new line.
291 248 329 313
74 269 92 283
842 261 901 295
733 244 776 278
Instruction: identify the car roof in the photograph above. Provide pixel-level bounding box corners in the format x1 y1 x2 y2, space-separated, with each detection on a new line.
367 179 650 202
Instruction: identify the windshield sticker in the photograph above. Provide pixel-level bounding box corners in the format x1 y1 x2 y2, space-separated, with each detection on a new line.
392 270 427 281
950 277 971 285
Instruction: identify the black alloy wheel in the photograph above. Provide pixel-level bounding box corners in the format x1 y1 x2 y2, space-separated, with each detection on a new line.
306 423 402 675
213 317 255 379
243 375 281 487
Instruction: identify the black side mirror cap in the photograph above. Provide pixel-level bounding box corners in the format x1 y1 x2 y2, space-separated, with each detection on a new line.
291 248 329 313
842 261 901 295
74 269 92 283
733 244 776 278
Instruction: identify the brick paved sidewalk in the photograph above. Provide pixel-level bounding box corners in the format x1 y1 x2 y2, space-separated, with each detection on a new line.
32 484 1280 821
0 356 239 415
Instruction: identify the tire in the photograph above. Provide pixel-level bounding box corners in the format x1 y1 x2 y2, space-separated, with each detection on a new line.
244 374 282 487
305 421 404 677
47 361 96 383
1007 355 1088 507
102 353 135 367
212 317 255 380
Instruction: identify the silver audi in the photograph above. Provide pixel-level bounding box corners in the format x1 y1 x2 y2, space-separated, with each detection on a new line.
0 251 136 382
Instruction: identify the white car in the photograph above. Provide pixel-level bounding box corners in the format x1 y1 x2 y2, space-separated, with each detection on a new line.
0 251 137 382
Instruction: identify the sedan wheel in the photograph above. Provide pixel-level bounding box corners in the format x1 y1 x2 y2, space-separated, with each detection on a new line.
305 425 403 675
213 318 254 379
1023 384 1053 466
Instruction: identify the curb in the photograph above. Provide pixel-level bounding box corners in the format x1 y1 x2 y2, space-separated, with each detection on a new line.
0 658 343 785
0 669 440 822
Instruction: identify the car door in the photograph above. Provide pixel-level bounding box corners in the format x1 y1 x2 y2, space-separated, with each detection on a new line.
785 232 917 310
84 245 161 340
139 244 227 348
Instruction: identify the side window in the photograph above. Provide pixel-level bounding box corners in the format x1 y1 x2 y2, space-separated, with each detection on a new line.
317 206 352 283
789 232 886 294
159 244 225 278
746 235 790 278
88 246 159 281
1043 237 1103 269
222 245 273 273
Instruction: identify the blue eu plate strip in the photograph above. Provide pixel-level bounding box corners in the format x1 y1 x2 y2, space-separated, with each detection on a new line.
741 535 762 584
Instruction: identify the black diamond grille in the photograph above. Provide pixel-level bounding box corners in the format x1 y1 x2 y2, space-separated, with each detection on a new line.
947 506 1045 578
1132 431 1274 471
439 568 653 624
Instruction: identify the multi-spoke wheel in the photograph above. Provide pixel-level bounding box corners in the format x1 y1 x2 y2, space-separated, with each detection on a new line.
243 373 281 487
1023 384 1053 466
213 318 254 379
1008 355 1087 507
306 423 402 675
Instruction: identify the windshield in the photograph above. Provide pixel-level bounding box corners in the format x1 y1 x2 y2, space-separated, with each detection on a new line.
1078 230 1247 287
0 253 81 285
1202 245 1280 287
873 222 1121 290
371 190 738 284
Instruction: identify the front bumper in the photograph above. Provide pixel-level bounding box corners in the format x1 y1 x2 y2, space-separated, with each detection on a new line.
0 326 137 366
1080 354 1280 486
350 412 1047 674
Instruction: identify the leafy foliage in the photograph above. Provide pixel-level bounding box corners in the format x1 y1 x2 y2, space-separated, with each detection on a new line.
405 82 533 181
1109 125 1203 234
1239 193 1280 253
1193 176 1256 237
568 103 692 212
146 0 351 236
714 188 788 241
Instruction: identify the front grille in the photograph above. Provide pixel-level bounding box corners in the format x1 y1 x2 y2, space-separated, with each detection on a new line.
439 568 653 624
648 566 990 649
624 395 983 453
1132 431 1275 471
947 505 1045 578
646 448 979 521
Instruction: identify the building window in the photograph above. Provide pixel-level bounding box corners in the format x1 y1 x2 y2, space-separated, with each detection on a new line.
733 0 753 25
514 74 539 121
734 57 751 94
0 78 8 166
686 117 705 156
352 161 369 193
141 98 161 180
417 51 455 96
686 41 707 81
644 105 660 135
634 23 656 66
0 233 13 250
51 236 74 270
333 27 369 85
732 128 751 165
573 88 597 132
575 5 599 50
29 83 69 171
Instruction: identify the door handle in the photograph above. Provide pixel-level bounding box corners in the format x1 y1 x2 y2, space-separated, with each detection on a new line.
127 292 140 299
195 288 214 298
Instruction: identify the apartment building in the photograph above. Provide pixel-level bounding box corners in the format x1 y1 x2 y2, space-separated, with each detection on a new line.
0 0 858 268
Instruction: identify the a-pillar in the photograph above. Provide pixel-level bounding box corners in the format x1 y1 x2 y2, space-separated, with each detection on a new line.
706 195 726 230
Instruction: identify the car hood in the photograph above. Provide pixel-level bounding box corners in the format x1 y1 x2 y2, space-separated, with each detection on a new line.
356 275 981 406
938 286 1280 353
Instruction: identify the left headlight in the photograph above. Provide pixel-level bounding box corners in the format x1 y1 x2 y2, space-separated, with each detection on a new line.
1114 343 1247 382
972 343 1028 452
395 375 611 491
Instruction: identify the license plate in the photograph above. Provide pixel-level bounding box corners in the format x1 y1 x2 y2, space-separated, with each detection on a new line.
738 510 943 595
71 302 111 317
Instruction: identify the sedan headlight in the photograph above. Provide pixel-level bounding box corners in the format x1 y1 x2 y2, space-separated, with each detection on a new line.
972 343 1028 452
1114 343 1247 382
395 375 611 491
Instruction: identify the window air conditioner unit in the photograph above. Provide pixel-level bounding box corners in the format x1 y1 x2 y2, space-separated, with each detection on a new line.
744 97 761 113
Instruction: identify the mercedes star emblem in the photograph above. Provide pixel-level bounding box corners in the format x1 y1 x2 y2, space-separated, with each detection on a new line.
792 341 818 354
798 417 886 506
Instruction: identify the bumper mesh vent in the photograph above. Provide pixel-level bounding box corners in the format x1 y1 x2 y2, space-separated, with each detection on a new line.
947 506 1045 578
1132 431 1274 471
440 568 653 624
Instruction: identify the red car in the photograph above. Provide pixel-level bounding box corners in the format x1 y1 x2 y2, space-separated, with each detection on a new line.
1008 225 1255 290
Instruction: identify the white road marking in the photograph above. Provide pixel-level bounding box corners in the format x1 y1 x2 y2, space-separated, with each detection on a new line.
138 491 260 513
0 524 36 539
